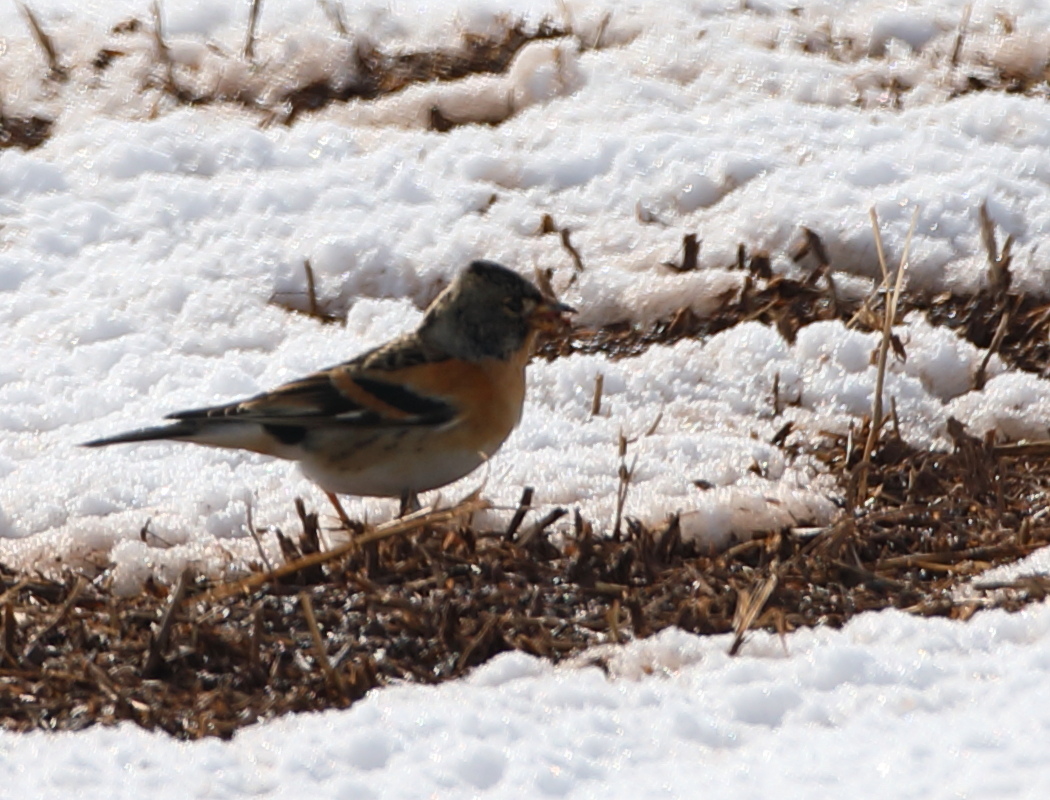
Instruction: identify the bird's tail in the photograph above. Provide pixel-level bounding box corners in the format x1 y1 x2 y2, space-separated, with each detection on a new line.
81 421 201 448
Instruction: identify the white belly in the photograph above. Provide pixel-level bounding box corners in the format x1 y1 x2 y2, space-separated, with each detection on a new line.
297 428 492 497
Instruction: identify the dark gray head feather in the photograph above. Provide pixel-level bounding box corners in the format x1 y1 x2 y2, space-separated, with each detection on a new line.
419 260 547 360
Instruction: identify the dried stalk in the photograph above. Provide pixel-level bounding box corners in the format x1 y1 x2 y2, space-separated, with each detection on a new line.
300 591 347 698
729 565 779 656
244 501 274 573
504 486 534 539
974 300 1013 390
980 201 1013 297
856 206 918 502
143 568 193 677
949 4 973 71
612 433 637 540
19 2 67 81
516 507 567 547
243 0 263 61
591 373 604 416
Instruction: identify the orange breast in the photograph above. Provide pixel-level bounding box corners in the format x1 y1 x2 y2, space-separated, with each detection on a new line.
386 350 529 455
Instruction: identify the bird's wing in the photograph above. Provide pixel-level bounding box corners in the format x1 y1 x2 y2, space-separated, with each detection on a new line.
168 337 457 428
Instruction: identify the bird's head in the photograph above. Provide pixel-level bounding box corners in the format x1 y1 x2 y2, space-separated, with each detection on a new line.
420 260 575 360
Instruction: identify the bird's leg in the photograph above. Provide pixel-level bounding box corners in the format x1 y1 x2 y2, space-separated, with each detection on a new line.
324 491 355 530
399 490 421 517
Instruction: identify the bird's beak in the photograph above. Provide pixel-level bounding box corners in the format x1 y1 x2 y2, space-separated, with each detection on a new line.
531 297 576 331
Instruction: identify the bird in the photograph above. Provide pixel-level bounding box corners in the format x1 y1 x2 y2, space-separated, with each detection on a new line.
84 260 574 522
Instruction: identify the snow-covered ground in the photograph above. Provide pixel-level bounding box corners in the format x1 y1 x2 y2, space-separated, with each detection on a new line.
5 0 1050 578
4 0 1050 794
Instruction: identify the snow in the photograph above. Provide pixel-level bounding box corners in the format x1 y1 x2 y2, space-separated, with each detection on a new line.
5 607 1050 799
4 0 1049 573
4 0 1050 792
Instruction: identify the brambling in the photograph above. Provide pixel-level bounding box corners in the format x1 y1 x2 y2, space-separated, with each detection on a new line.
84 260 574 520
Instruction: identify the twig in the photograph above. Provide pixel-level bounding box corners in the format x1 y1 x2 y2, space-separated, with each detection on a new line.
532 266 556 299
559 228 584 273
991 440 1050 458
591 373 604 416
275 528 303 564
680 232 700 271
150 0 183 100
249 603 264 671
245 500 274 573
139 517 173 548
974 299 1013 390
663 233 700 272
856 206 918 502
243 0 263 61
870 208 889 284
504 486 534 539
793 226 830 270
612 432 637 540
266 259 344 325
455 613 499 672
295 498 323 555
728 564 779 656
0 577 29 608
18 2 67 81
300 590 347 698
2 603 16 668
770 421 794 447
980 201 1013 297
949 3 972 70
304 258 320 318
291 499 326 583
516 507 567 547
626 593 649 638
590 12 611 50
539 214 584 274
644 411 663 437
143 568 193 677
972 574 1050 593
749 250 772 280
878 542 1041 569
268 262 342 325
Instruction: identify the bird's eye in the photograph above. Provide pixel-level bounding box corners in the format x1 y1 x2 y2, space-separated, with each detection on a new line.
504 297 523 314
